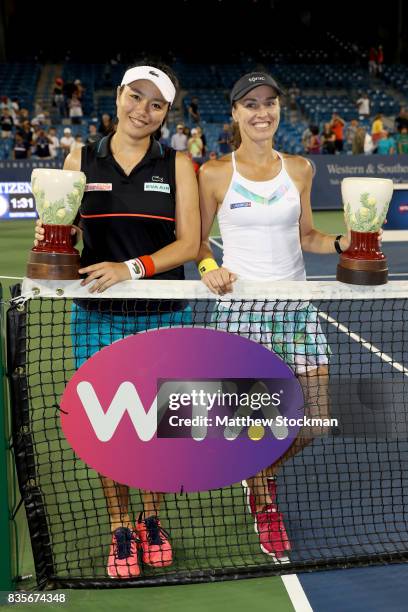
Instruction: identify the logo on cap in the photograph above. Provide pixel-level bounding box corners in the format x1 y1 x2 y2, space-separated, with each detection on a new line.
249 76 266 82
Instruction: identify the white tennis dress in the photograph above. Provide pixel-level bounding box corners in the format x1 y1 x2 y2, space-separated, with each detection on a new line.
218 151 306 281
214 151 329 374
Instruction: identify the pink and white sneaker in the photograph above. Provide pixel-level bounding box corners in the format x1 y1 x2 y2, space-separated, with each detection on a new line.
242 478 291 563
107 527 140 578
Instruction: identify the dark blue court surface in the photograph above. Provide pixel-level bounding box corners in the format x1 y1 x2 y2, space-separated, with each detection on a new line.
300 564 408 612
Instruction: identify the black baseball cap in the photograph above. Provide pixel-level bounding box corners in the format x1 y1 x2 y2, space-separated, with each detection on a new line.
230 72 284 105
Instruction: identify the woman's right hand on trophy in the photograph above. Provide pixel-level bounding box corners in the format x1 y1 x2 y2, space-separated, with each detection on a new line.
34 219 83 247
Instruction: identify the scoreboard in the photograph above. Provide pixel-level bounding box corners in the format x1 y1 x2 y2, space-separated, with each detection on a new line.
0 182 37 219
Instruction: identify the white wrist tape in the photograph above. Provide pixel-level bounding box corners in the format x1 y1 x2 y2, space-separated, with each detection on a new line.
124 258 145 280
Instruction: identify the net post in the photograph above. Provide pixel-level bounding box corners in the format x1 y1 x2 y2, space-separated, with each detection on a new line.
0 284 14 591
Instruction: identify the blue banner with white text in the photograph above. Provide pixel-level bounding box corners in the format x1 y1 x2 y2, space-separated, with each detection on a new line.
306 154 408 210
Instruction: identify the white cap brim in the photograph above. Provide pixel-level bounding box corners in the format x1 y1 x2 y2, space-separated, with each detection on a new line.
121 66 176 105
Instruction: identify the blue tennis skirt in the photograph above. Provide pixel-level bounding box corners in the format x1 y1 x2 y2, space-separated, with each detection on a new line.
70 303 192 369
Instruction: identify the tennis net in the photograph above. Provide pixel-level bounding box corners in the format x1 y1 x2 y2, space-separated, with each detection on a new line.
3 278 408 588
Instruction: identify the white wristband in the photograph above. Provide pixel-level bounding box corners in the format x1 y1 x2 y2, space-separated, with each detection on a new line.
124 258 145 280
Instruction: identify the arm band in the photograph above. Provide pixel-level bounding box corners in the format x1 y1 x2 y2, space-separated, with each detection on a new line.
124 255 156 280
198 257 219 277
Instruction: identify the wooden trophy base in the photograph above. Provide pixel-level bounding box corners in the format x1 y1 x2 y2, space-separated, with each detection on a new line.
27 250 81 280
336 256 388 285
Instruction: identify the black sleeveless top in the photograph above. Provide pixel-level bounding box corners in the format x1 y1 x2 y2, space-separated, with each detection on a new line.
76 135 185 313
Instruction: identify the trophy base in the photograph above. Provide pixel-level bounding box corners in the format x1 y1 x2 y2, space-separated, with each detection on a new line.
27 251 81 280
336 257 388 285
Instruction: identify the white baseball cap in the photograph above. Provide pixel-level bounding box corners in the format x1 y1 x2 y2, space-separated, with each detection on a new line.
121 65 176 105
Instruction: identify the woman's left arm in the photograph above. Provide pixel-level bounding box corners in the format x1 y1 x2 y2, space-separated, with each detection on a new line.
294 157 351 254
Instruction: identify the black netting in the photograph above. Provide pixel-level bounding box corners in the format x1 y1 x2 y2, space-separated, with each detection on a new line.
6 285 408 588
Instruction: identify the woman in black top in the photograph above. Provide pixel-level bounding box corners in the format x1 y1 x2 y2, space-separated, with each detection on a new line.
35 63 200 579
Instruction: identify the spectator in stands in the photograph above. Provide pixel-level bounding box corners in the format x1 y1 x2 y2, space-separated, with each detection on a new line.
52 77 66 118
160 121 170 146
301 125 312 153
188 127 203 165
17 108 30 127
356 94 370 119
189 154 200 175
217 123 232 155
18 120 34 151
288 83 300 110
32 129 52 159
86 123 101 145
352 127 373 154
74 79 85 99
330 112 345 153
70 134 84 153
68 92 83 125
395 107 408 133
48 127 60 159
31 106 50 128
196 126 206 157
368 47 377 75
351 128 364 154
371 113 384 149
346 119 359 147
0 109 14 138
321 122 336 154
63 79 77 102
170 123 188 151
11 98 20 122
208 151 217 160
377 45 384 74
376 130 396 155
13 133 29 160
0 96 14 120
98 113 114 137
0 96 9 111
396 126 408 154
60 127 74 158
306 125 321 154
188 96 200 124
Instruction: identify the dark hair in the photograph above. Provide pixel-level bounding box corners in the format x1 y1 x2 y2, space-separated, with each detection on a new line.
117 60 179 140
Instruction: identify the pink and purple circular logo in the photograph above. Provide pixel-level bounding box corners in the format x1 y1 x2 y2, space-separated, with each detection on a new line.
61 328 304 492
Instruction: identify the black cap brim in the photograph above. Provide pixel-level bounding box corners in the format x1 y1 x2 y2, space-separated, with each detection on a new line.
230 73 284 105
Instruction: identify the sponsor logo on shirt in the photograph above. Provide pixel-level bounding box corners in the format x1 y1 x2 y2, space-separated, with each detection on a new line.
152 176 164 182
230 201 251 209
144 182 171 193
85 183 112 192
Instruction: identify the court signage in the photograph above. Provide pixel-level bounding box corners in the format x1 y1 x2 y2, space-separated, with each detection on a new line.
307 154 408 210
61 328 304 492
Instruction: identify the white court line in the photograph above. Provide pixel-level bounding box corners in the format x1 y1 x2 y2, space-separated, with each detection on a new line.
318 310 408 376
0 275 24 280
282 575 314 612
